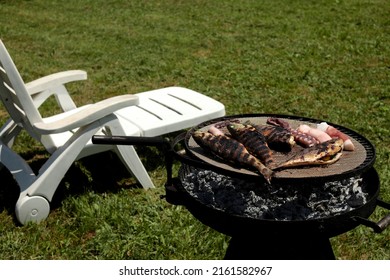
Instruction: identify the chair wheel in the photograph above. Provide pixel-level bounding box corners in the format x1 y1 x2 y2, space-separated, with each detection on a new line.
15 196 50 225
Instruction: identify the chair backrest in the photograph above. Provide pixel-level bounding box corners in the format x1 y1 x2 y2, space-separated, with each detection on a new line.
0 40 44 139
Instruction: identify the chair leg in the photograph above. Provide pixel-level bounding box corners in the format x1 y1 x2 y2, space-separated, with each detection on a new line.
24 121 111 201
0 140 36 191
107 117 155 189
0 140 49 225
115 144 155 189
13 120 112 225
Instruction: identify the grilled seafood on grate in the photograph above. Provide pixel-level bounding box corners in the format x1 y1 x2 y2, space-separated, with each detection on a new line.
267 117 319 147
248 122 295 151
275 138 344 169
317 122 355 151
191 117 349 182
227 123 276 169
192 131 274 183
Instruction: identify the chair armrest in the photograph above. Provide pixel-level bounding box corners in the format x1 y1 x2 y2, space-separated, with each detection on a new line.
33 95 139 134
25 70 87 95
26 70 87 110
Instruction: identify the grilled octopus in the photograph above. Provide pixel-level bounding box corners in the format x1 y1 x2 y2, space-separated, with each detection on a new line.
267 117 319 147
248 123 295 151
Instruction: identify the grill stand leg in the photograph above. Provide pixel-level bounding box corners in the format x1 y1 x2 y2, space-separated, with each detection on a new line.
224 233 335 260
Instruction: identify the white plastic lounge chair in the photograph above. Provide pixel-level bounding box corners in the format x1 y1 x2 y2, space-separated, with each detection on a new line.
0 39 225 225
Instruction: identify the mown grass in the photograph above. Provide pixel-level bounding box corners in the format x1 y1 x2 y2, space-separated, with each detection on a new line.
0 0 389 259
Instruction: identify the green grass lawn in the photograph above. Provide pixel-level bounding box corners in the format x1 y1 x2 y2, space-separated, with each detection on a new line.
0 0 389 259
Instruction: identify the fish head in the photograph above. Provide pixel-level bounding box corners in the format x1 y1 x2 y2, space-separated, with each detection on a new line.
192 131 208 142
226 123 246 135
192 131 216 149
311 138 344 159
192 131 204 138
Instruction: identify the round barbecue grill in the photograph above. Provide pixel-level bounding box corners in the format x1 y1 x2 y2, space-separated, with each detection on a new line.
92 113 390 260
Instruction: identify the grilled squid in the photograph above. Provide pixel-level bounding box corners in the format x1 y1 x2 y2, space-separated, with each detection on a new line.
298 124 332 143
317 122 355 151
208 125 225 136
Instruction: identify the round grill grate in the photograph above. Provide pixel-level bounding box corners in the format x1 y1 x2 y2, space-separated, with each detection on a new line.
184 114 376 183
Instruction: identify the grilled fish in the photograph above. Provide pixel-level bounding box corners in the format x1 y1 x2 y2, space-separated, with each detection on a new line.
249 123 295 151
275 138 344 169
192 131 274 183
227 123 276 169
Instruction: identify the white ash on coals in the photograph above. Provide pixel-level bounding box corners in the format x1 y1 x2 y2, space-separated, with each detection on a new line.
180 168 369 221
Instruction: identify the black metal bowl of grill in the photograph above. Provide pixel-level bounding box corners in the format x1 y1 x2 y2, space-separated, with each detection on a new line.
168 165 386 237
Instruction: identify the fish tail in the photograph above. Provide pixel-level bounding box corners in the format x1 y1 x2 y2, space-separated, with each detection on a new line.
249 157 274 183
257 163 274 184
267 117 291 129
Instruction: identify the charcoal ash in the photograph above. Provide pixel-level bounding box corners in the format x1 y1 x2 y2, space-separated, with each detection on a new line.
180 167 369 221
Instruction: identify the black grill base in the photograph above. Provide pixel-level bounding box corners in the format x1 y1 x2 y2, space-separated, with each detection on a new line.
224 233 335 260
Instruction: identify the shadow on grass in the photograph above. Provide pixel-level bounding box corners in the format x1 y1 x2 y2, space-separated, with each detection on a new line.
0 145 165 221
